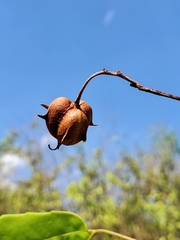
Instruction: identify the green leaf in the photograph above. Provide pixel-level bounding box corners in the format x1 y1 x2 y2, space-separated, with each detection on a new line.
0 211 89 240
47 231 89 240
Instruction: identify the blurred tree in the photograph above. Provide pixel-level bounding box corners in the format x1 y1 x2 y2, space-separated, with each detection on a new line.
1 124 180 240
67 127 180 240
0 126 63 214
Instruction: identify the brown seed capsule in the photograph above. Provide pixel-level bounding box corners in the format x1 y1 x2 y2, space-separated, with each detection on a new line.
38 71 103 150
38 97 96 150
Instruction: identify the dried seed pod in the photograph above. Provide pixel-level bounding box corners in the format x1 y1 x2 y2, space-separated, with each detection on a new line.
38 71 102 150
38 97 95 150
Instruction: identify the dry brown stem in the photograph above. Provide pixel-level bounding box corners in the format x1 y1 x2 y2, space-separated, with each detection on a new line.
75 68 180 104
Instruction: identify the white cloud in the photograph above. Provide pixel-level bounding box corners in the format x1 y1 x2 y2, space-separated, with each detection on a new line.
1 154 25 175
103 9 115 25
0 154 27 188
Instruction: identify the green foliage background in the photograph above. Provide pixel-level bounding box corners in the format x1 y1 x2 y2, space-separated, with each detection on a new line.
1 123 180 240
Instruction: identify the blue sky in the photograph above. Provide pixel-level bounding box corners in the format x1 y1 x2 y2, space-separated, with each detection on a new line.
1 1 180 153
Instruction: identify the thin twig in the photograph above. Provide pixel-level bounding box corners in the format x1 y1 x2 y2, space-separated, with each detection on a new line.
75 68 180 105
88 229 136 240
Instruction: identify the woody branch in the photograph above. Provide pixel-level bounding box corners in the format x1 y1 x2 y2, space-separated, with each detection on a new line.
75 68 180 104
